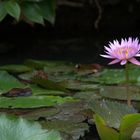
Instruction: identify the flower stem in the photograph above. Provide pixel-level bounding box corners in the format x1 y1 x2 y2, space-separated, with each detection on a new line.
125 63 131 106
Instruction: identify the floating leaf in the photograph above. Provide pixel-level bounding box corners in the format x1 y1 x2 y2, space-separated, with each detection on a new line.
89 100 137 129
21 107 60 120
65 81 99 91
32 76 69 92
79 65 140 84
100 85 140 101
31 84 66 96
42 120 89 140
24 59 68 69
74 91 101 101
2 87 32 97
0 96 76 108
46 102 87 123
0 114 61 140
0 71 25 93
0 65 32 73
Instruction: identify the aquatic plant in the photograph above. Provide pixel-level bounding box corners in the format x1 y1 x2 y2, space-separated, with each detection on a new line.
100 38 140 65
101 37 140 106
0 114 61 140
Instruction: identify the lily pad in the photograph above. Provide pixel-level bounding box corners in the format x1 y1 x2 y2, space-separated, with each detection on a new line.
32 76 69 92
24 59 71 69
65 81 99 91
0 64 32 73
74 91 101 101
0 96 76 108
46 102 88 123
0 114 61 140
100 85 140 101
30 84 66 96
89 100 137 129
79 65 140 84
41 120 89 140
0 71 25 93
21 107 60 120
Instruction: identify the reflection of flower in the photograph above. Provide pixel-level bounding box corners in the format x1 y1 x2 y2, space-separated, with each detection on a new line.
100 38 140 65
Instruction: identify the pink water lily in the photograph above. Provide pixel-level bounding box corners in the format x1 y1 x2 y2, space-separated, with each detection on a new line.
100 37 140 65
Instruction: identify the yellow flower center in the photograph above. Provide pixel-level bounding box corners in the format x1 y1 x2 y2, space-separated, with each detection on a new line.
117 47 129 59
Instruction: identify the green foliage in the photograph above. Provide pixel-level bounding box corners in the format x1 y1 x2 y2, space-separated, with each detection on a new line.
79 64 140 85
0 71 25 93
42 120 89 140
119 114 140 140
89 100 136 129
94 114 119 140
0 114 61 140
32 76 69 92
100 85 140 101
0 96 76 108
0 0 56 24
94 113 140 140
0 64 32 73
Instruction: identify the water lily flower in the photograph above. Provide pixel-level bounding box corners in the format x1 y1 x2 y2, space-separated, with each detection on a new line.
100 37 140 65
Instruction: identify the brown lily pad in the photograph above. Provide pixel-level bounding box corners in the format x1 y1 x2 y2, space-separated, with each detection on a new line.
2 87 32 97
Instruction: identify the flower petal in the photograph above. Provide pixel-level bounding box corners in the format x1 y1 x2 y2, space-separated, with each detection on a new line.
104 46 111 52
120 60 127 65
128 58 140 66
100 54 114 58
108 59 120 65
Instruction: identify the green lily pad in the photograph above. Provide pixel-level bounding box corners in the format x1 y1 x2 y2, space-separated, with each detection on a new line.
30 84 66 96
100 85 140 101
18 71 36 81
79 65 140 84
65 81 99 91
74 91 101 101
24 59 71 69
47 102 88 123
21 107 60 120
89 100 137 129
0 71 25 93
41 120 89 140
0 114 61 140
0 64 32 73
32 76 69 92
0 96 76 108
